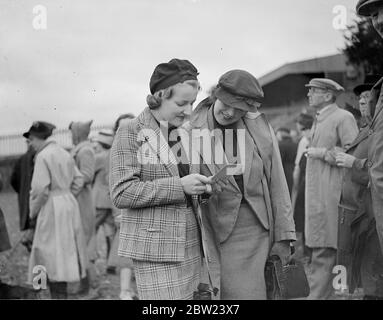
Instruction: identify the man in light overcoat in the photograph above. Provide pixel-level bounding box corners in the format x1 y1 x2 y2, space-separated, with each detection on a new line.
304 78 359 299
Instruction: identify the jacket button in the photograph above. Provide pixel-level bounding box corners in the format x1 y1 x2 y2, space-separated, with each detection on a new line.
368 129 374 136
368 161 373 167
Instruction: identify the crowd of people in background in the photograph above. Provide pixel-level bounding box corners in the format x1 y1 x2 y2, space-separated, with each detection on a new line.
1 114 138 300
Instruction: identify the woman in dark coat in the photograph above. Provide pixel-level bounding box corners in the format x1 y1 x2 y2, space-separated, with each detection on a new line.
291 113 314 258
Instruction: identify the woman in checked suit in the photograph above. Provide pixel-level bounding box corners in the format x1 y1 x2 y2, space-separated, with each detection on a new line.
109 58 211 300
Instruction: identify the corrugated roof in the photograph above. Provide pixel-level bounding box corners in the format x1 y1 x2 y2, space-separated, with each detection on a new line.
259 54 346 86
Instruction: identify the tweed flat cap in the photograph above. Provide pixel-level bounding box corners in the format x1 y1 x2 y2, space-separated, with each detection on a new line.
305 78 344 93
214 69 264 112
356 0 383 16
149 58 199 94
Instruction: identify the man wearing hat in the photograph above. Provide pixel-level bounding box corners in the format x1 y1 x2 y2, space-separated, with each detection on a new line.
91 129 115 263
190 69 296 299
9 123 54 252
24 121 88 299
335 75 383 299
304 78 359 299
356 0 383 260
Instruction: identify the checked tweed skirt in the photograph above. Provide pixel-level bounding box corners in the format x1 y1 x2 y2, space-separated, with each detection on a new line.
133 207 202 300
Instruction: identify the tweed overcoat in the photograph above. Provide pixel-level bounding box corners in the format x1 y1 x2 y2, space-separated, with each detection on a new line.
109 107 203 263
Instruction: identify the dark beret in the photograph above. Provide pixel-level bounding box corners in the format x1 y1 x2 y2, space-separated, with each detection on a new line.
356 0 383 16
23 121 56 139
149 58 199 94
214 70 264 112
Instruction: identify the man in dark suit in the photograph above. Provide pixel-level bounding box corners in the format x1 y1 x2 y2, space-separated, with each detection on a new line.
10 139 36 252
356 0 383 255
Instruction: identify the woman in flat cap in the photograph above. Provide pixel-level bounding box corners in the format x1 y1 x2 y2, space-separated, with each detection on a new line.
25 121 87 299
189 70 296 299
109 58 212 300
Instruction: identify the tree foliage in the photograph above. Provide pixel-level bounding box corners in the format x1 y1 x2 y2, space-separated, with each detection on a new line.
343 18 383 74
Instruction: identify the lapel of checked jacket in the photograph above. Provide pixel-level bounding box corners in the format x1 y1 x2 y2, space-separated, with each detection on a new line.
138 108 202 205
137 107 179 177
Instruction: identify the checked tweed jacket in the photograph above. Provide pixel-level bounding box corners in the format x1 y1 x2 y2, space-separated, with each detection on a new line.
109 107 203 263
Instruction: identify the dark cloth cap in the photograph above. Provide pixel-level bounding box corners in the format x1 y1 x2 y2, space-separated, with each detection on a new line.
353 74 382 96
23 121 56 139
356 0 383 16
215 69 264 112
149 58 199 94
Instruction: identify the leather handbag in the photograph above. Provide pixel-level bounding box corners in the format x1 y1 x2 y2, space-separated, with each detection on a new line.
265 255 310 300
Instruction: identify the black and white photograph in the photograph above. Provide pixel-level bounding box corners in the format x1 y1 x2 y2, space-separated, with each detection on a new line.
1 0 383 307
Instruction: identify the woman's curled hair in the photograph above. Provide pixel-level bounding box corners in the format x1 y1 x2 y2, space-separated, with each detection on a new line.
146 80 200 109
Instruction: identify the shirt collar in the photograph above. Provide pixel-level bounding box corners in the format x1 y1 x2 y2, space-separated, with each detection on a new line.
316 104 333 117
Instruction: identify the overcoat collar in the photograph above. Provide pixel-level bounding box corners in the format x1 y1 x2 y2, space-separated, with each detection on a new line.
315 103 338 122
34 138 56 159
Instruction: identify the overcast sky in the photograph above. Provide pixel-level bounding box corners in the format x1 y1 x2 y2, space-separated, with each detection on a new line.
0 0 358 135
